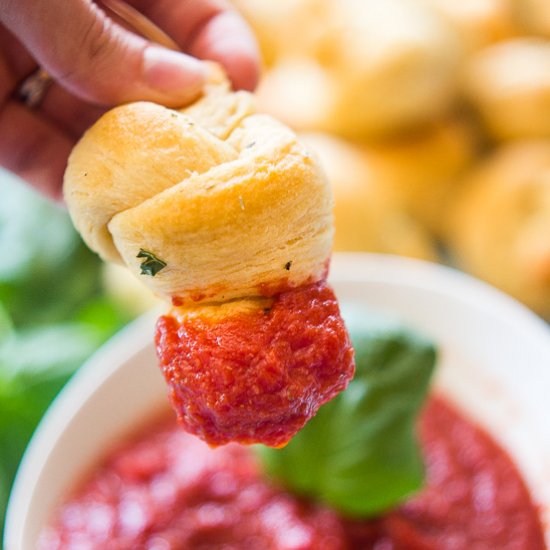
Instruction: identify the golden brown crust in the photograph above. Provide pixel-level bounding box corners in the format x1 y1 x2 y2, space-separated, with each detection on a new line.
509 0 550 37
363 118 479 235
253 0 461 139
301 132 438 260
447 141 550 318
180 74 256 140
65 103 236 263
169 296 273 323
230 0 329 67
421 0 519 53
463 39 550 141
64 78 333 305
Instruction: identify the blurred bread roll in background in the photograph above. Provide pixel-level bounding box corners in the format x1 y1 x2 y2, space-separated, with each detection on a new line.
230 0 329 67
302 133 437 260
463 39 550 141
251 0 461 139
420 0 518 53
361 118 479 235
509 0 550 37
304 117 478 247
447 141 550 318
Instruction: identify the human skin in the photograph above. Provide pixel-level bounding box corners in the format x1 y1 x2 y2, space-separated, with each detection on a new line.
0 0 260 198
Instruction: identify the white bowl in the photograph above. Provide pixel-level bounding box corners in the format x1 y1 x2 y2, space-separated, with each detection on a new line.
5 253 550 549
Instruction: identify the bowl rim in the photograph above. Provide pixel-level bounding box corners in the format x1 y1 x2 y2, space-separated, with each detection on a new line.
5 252 550 549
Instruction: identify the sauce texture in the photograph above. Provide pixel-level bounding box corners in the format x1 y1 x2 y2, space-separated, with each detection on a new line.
156 280 355 447
39 397 546 549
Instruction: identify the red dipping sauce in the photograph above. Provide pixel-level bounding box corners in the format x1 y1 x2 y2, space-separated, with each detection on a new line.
39 397 546 549
156 280 355 447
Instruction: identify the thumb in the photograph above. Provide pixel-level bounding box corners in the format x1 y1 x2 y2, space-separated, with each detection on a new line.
2 0 206 106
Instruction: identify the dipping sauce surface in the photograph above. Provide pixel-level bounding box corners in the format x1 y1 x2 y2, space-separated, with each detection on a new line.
39 397 545 549
156 280 355 447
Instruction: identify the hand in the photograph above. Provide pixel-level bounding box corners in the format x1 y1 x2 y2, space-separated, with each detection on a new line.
0 0 260 199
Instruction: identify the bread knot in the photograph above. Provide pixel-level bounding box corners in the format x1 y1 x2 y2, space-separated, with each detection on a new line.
64 77 333 306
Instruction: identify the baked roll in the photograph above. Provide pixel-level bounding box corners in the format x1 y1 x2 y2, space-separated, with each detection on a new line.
254 0 461 139
463 39 550 141
509 0 550 37
363 118 479 236
420 0 518 53
447 141 550 318
64 73 354 446
301 132 438 259
230 0 328 67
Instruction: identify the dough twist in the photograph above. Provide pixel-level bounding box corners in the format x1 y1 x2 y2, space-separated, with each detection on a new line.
65 76 333 305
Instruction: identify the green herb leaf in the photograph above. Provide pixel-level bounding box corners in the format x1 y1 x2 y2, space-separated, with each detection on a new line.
0 172 102 326
0 170 135 539
257 306 436 517
137 249 167 276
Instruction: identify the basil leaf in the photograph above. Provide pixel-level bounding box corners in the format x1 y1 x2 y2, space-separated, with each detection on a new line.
257 308 436 517
0 322 106 386
0 305 132 540
137 249 167 277
0 172 102 326
0 170 135 539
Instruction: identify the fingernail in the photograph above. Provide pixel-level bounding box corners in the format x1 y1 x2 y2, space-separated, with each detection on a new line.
143 46 206 100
